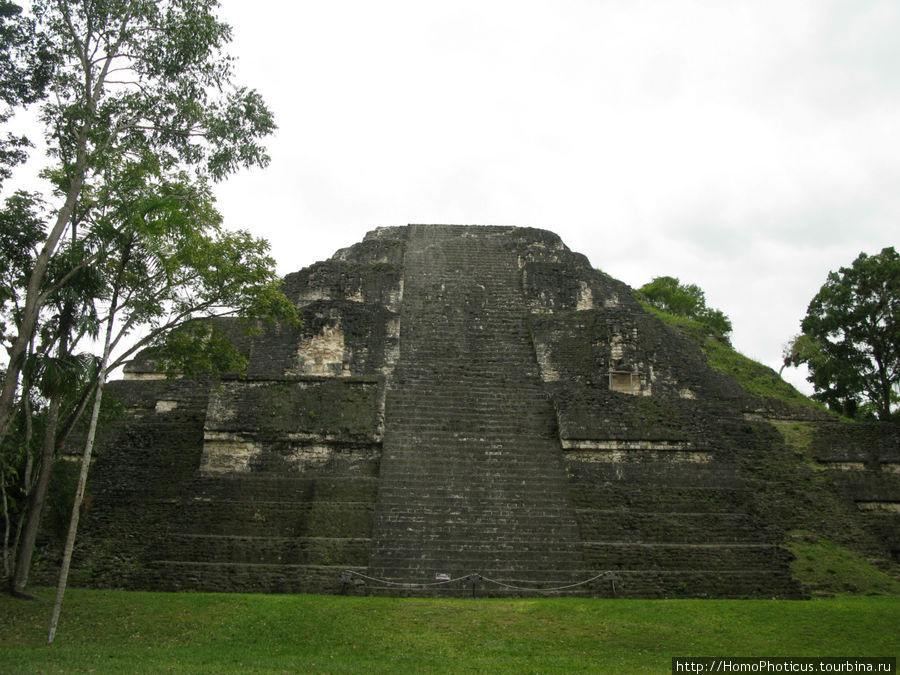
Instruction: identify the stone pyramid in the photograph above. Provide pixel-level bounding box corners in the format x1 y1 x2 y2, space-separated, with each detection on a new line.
50 225 899 597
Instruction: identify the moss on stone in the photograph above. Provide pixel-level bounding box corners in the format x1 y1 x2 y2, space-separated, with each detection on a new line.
640 301 826 413
786 532 900 596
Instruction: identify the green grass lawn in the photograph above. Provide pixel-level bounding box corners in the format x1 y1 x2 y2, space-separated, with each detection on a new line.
1 590 897 673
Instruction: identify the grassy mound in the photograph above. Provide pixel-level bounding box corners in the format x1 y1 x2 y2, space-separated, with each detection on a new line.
786 534 900 596
640 302 825 412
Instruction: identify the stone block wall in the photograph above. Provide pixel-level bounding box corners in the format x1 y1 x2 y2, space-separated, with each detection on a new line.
43 224 897 597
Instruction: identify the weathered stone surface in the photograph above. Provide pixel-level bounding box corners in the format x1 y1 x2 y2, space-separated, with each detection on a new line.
39 224 899 597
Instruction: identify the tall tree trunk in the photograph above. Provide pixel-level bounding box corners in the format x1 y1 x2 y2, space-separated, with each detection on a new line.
47 241 129 643
1 467 11 579
10 391 62 595
46 367 106 643
11 329 72 596
7 353 37 579
10 376 36 579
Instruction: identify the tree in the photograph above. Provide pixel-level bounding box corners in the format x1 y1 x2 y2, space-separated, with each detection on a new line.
783 247 899 421
638 276 733 342
0 0 296 620
0 0 54 187
0 0 276 451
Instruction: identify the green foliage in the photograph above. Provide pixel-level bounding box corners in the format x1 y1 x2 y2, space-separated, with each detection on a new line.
155 321 247 380
0 0 53 110
32 0 275 183
637 275 733 342
786 533 900 596
0 0 286 442
785 247 899 421
0 191 45 343
0 0 293 597
1 591 897 671
640 301 821 411
43 459 80 542
0 0 54 187
640 275 706 316
769 421 819 465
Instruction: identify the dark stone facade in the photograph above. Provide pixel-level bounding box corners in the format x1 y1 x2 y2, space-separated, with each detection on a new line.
36 225 899 597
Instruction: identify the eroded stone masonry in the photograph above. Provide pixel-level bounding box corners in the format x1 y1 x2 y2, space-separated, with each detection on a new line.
41 225 900 597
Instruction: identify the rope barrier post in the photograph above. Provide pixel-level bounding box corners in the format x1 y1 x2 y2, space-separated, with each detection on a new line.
601 571 621 598
339 570 353 595
470 573 480 598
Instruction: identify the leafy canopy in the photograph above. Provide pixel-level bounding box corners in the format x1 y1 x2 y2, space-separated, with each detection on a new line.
0 0 54 187
637 276 733 342
0 0 296 598
0 0 284 448
784 247 899 421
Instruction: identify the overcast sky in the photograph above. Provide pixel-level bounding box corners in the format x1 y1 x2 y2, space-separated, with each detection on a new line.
208 0 899 395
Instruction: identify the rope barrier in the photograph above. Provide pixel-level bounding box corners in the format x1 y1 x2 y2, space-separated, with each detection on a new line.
341 570 474 588
340 569 619 593
477 572 609 592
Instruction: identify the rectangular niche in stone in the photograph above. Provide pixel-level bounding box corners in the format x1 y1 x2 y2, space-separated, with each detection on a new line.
609 370 641 395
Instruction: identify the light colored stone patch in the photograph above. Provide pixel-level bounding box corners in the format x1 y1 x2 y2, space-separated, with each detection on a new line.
284 432 325 442
123 372 167 381
609 371 633 393
610 333 625 360
679 388 696 399
386 316 401 342
536 290 556 312
534 342 559 382
576 282 593 310
200 432 262 473
882 463 900 474
284 444 335 470
856 501 900 513
565 449 712 464
604 294 619 308
823 462 867 471
388 278 404 310
562 439 694 451
607 366 651 396
204 382 253 426
295 288 330 307
154 400 178 413
292 324 347 376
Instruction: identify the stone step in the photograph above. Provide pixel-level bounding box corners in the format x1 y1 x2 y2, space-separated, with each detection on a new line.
142 561 363 594
565 461 749 487
189 476 379 502
158 534 371 566
374 485 580 500
175 501 374 538
575 510 771 543
569 485 755 512
370 226 583 579
582 542 795 571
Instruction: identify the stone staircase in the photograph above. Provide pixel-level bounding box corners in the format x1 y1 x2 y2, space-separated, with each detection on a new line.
367 225 586 592
566 456 800 597
144 468 378 594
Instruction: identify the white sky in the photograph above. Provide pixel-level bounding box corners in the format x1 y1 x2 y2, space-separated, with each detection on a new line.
206 1 900 396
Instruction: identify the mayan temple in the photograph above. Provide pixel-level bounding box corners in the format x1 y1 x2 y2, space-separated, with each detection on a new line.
41 225 899 597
